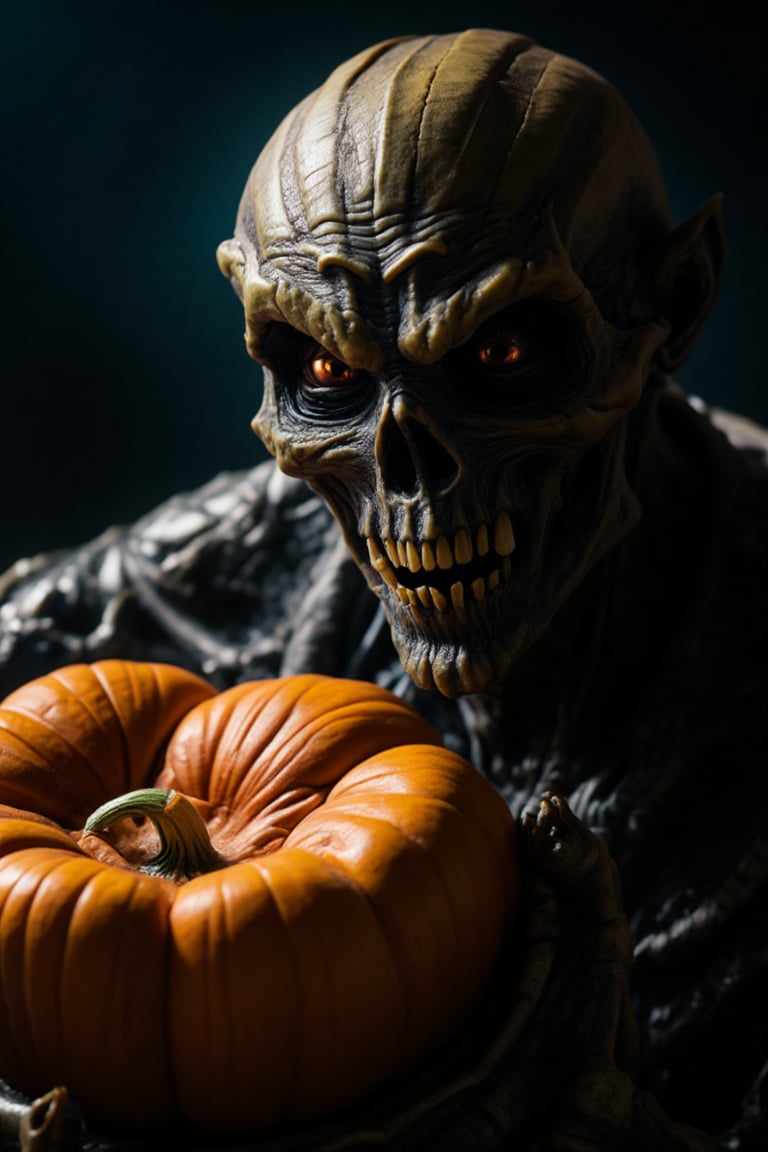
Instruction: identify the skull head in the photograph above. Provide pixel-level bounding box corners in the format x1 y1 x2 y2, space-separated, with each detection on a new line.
218 30 722 697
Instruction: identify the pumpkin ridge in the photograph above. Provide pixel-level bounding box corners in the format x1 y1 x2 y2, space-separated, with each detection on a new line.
326 750 518 870
221 698 283 808
88 661 215 798
60 865 106 1077
327 771 519 911
284 808 458 1039
87 663 135 793
0 712 108 818
161 683 267 812
197 687 251 802
0 814 86 858
204 875 229 1099
277 843 410 1059
180 687 317 816
4 851 94 1086
229 857 302 1122
272 847 396 1115
0 854 51 1081
241 785 331 846
236 860 318 1119
210 683 320 807
326 753 469 795
168 859 304 1127
289 802 466 954
214 681 312 802
117 872 177 1110
20 856 64 1081
92 662 191 794
259 694 441 784
328 788 472 820
0 863 24 1084
292 801 465 889
322 790 506 886
227 675 435 797
59 860 175 1126
246 848 406 1121
217 872 238 1071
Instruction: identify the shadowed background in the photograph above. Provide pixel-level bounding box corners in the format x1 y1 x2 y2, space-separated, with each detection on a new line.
2 0 765 572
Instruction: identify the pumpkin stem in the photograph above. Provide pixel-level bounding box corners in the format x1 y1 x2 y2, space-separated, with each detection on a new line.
84 788 223 882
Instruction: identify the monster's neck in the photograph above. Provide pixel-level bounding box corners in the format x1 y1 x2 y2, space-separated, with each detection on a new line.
476 382 725 765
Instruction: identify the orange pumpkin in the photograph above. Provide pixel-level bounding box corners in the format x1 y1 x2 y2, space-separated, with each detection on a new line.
0 661 518 1133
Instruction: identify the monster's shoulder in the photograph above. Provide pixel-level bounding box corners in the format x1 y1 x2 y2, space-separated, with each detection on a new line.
708 404 768 466
0 462 374 695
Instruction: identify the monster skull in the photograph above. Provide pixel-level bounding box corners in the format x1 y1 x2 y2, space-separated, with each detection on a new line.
217 30 710 697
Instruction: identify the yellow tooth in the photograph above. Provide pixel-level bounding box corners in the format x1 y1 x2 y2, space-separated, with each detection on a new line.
502 556 512 580
430 587 448 611
487 569 500 591
367 538 389 572
397 586 409 603
367 539 400 588
385 539 399 565
417 586 431 607
406 540 421 573
471 577 485 602
421 540 436 571
407 589 420 609
476 522 489 556
454 528 473 565
450 581 465 610
493 510 516 556
379 564 398 589
436 535 453 569
397 541 409 567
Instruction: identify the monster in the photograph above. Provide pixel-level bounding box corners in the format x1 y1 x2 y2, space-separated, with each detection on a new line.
1 26 767 1152
216 28 718 701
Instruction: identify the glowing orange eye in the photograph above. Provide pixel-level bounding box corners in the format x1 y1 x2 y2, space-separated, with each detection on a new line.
476 332 527 369
306 351 358 387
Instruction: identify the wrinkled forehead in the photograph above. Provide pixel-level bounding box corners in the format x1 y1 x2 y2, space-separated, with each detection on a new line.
219 29 671 368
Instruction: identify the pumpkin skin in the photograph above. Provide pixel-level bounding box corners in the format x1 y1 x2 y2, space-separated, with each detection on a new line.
0 661 519 1133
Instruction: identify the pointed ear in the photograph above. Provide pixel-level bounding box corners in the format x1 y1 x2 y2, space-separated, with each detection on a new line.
649 195 726 374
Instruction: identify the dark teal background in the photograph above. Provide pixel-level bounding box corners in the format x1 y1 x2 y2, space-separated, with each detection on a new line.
2 0 765 571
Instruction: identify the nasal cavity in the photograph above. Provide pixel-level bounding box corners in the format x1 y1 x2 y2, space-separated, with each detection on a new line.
379 417 459 496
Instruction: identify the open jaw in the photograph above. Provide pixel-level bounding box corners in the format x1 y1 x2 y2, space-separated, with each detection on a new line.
364 510 517 612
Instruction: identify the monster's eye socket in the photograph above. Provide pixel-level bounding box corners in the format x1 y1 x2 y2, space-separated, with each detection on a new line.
445 300 590 413
304 348 360 388
475 331 528 369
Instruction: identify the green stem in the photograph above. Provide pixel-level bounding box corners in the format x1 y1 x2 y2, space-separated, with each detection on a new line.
84 788 223 883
